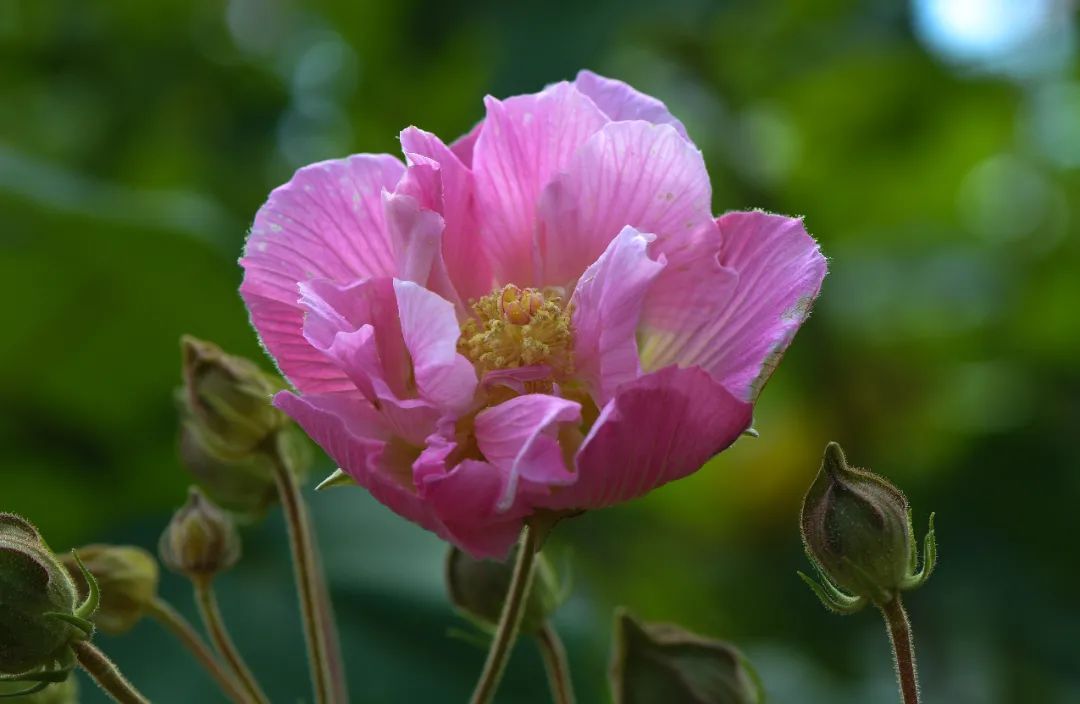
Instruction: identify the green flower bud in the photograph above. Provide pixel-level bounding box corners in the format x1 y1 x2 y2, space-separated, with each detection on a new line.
60 545 159 635
445 546 562 635
177 337 311 518
799 442 936 612
0 515 95 677
0 672 78 703
159 488 241 582
179 336 288 461
610 609 764 704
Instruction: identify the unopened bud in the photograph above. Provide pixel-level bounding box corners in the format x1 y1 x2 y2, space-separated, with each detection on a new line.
610 609 763 704
799 442 936 611
159 488 241 582
445 545 562 635
0 514 96 676
0 673 78 703
180 336 288 461
61 545 158 635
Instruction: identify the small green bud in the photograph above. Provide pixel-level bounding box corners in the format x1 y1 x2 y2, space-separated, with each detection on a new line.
0 672 78 702
60 545 159 635
178 337 310 517
799 442 937 611
445 546 562 635
0 515 95 677
180 335 288 461
610 609 764 704
159 488 241 582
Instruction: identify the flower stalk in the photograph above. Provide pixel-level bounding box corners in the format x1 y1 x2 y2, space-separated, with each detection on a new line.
146 597 251 704
268 434 346 704
71 641 148 704
469 524 540 704
881 596 920 704
193 579 269 704
536 622 575 704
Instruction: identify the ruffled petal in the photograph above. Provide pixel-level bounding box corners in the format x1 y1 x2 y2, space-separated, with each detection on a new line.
570 227 665 406
537 121 713 286
241 154 405 392
475 394 581 511
400 127 494 302
298 277 410 400
472 81 608 285
573 70 689 139
639 211 827 401
539 366 752 511
420 460 527 559
392 280 477 414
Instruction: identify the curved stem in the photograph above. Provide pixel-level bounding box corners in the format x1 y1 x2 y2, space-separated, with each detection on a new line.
536 622 575 704
193 579 269 704
469 524 540 704
880 595 920 704
146 597 252 704
72 640 149 704
270 446 342 704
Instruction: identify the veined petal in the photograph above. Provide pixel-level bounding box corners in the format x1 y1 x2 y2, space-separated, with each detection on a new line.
472 81 608 285
537 121 712 286
420 460 528 559
241 154 405 392
571 227 665 406
475 394 582 511
299 277 410 401
392 280 477 414
400 127 494 302
539 366 752 511
640 211 827 401
573 70 689 139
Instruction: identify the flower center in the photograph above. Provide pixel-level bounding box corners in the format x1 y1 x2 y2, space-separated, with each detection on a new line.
458 284 574 382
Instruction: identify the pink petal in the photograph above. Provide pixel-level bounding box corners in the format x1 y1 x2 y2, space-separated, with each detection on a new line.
475 394 581 511
472 81 608 285
450 121 482 167
540 366 752 511
241 154 405 392
274 390 443 529
570 227 665 405
400 127 494 302
299 277 411 400
573 70 689 139
537 121 713 286
640 211 827 401
392 280 477 414
382 177 461 309
420 460 527 559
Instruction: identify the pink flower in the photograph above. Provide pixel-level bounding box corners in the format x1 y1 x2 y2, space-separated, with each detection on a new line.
241 71 827 558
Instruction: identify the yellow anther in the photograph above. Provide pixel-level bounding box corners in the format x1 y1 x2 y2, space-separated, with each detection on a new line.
459 284 573 383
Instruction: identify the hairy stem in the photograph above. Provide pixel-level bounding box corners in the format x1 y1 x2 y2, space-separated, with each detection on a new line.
469 524 540 704
270 445 343 704
146 597 252 704
194 579 269 704
72 640 149 704
536 622 575 704
880 595 920 704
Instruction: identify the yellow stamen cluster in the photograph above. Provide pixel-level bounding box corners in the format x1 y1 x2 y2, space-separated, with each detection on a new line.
458 284 574 381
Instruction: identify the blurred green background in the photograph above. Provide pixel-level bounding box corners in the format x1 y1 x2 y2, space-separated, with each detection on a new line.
3 0 1079 701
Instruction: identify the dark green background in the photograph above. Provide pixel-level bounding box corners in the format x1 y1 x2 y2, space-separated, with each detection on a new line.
3 0 1079 701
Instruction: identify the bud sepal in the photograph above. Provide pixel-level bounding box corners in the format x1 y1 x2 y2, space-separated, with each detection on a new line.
799 442 938 612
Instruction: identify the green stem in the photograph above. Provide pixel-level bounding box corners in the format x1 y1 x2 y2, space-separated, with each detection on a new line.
71 640 149 704
469 524 540 704
270 446 341 704
193 579 269 704
536 622 575 704
146 597 252 704
880 595 920 704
